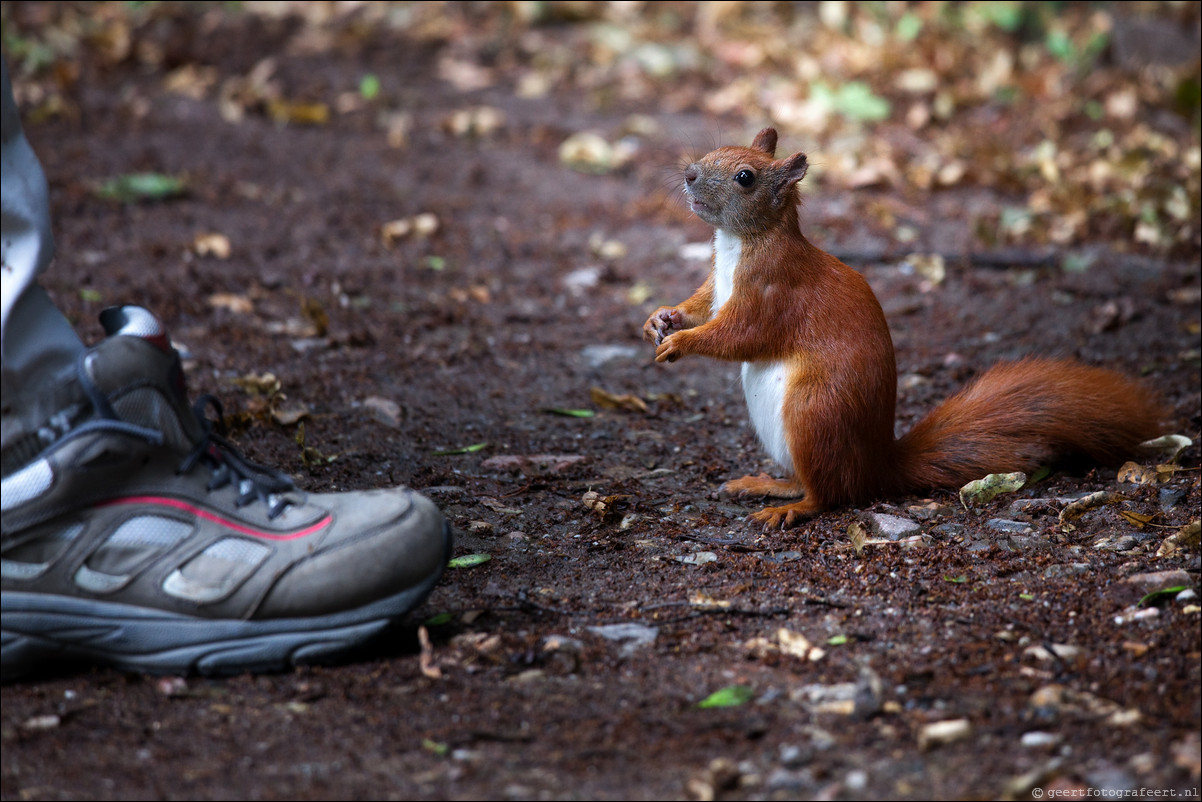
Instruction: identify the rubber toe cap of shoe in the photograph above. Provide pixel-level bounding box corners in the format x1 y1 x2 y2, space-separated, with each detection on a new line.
253 488 449 619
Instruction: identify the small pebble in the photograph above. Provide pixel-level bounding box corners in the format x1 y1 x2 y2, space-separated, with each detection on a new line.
986 518 1034 534
1114 607 1161 625
1042 562 1091 578
1158 487 1186 511
587 623 658 657
931 522 965 538
22 714 61 731
1020 731 1062 748
862 512 921 540
674 551 717 566
1023 643 1082 662
778 743 812 768
918 718 972 750
156 676 188 697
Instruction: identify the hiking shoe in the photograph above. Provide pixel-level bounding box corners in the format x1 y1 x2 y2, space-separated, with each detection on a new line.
1 306 452 680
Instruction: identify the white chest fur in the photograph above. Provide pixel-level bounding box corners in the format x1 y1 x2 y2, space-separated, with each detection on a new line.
741 361 791 469
712 229 740 310
711 229 792 472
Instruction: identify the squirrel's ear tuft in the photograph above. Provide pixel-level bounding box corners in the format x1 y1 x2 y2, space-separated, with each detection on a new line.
773 152 809 204
750 127 778 157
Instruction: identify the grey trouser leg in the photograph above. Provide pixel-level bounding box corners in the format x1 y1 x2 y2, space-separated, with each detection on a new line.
1 55 87 475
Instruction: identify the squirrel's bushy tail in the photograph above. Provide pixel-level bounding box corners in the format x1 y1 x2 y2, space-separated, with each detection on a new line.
891 358 1164 494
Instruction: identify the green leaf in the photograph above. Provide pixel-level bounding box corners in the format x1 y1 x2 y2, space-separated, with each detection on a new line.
972 0 1024 33
1045 30 1074 63
359 73 381 100
895 12 923 42
1027 465 1052 485
93 172 187 203
1061 252 1096 274
422 738 449 756
79 288 103 303
1174 73 1201 117
448 553 492 569
826 634 849 646
544 408 595 418
432 442 489 456
993 86 1020 106
945 575 968 584
1019 593 1035 601
1138 586 1189 608
423 611 454 627
999 206 1033 236
425 256 447 271
959 471 1027 509
697 685 754 709
812 80 891 122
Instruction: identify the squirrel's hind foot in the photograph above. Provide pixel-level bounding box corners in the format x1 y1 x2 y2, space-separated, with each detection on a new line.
721 473 806 499
750 500 820 530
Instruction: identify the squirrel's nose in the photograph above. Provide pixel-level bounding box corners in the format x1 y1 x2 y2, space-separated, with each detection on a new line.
684 165 699 185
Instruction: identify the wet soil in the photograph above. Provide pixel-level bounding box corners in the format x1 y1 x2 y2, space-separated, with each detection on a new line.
2 5 1200 801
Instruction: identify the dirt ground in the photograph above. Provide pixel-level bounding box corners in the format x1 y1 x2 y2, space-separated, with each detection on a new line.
1 3 1199 801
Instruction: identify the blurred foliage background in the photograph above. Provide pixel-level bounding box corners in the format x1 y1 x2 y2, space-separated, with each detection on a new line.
2 1 1199 257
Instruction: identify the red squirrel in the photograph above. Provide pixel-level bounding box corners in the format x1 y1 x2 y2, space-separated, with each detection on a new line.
643 127 1164 529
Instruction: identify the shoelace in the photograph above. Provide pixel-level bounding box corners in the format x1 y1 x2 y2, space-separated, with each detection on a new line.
69 348 297 520
177 395 297 520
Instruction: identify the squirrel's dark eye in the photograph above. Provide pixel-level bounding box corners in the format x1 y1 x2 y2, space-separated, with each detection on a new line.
734 169 755 187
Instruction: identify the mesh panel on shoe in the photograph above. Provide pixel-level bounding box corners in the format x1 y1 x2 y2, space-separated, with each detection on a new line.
74 516 193 593
0 457 53 511
111 389 193 453
202 538 272 565
0 522 85 580
162 537 271 604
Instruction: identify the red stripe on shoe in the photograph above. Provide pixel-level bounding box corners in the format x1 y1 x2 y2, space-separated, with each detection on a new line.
98 496 332 540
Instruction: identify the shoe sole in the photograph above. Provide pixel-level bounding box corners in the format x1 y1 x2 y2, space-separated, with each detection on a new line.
1 521 452 681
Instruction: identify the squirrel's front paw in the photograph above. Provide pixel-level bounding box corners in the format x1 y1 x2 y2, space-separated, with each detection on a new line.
643 307 683 346
654 333 686 363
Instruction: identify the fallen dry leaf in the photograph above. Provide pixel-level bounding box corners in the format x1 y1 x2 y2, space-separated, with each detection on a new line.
477 496 522 515
1118 510 1157 529
1059 491 1122 523
271 400 309 427
437 55 494 92
1139 434 1193 463
960 471 1026 509
164 64 218 99
418 625 441 679
582 490 630 519
918 718 972 751
778 627 825 661
847 521 868 554
193 232 231 259
1118 461 1160 485
231 372 280 396
559 131 618 174
266 99 329 126
209 292 252 314
1157 520 1201 558
687 591 730 610
589 386 648 413
381 213 440 246
443 105 505 138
